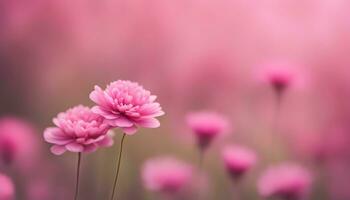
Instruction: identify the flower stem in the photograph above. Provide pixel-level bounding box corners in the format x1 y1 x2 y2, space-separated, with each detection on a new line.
198 149 204 171
231 181 242 200
110 133 126 200
74 152 82 200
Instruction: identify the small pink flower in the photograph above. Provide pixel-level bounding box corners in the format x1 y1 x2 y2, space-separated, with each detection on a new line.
258 62 304 95
141 157 193 194
89 80 165 135
0 173 14 200
186 111 230 150
222 145 257 180
44 105 113 155
258 163 312 200
0 117 39 167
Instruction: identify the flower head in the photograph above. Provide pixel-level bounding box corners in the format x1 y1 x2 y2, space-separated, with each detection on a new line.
89 80 164 135
258 163 312 200
44 105 113 155
141 157 193 194
0 117 39 167
0 173 14 200
258 62 304 95
222 145 257 180
186 111 230 150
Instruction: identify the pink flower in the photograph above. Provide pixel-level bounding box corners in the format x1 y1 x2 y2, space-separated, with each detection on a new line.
44 105 113 155
0 173 14 200
258 163 312 200
141 157 193 194
89 80 164 135
186 111 230 150
222 145 257 180
258 62 304 95
0 117 39 167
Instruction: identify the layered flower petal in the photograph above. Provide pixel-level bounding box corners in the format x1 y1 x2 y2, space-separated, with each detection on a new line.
43 105 113 155
89 80 164 135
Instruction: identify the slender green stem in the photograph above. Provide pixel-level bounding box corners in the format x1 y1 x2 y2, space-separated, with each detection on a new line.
110 133 126 200
74 152 82 200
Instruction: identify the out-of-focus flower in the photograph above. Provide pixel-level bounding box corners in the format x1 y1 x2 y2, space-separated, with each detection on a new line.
0 117 39 167
43 105 113 155
186 111 230 150
222 145 257 180
141 157 193 194
292 128 350 163
89 80 164 135
258 163 312 200
0 173 14 200
257 62 305 95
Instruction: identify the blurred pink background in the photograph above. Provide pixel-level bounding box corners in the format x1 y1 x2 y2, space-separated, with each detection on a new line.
1 0 350 199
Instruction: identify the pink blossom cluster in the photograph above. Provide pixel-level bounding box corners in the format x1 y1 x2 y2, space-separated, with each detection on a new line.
44 80 164 155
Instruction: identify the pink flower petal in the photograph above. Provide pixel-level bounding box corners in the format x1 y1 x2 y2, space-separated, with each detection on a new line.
136 118 160 128
122 126 138 135
107 117 133 128
44 127 72 145
50 145 66 155
97 136 114 147
65 143 84 152
91 106 118 119
83 144 98 153
89 86 105 104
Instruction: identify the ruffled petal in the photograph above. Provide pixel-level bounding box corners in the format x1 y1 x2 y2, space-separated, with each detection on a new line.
83 144 98 153
89 86 112 108
136 118 160 128
122 126 138 135
97 135 114 147
44 127 73 145
65 143 84 153
91 106 118 119
50 145 67 155
105 117 133 128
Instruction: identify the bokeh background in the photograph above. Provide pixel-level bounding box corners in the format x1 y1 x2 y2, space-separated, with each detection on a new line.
1 0 350 199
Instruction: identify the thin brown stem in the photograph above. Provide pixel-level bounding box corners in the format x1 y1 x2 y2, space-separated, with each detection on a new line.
74 152 82 200
198 149 204 171
231 180 242 200
110 133 126 200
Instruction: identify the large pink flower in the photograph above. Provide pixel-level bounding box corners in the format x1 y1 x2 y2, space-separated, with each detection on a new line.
141 157 193 194
89 80 164 135
222 145 257 180
258 163 312 200
44 105 113 155
186 111 230 150
0 173 14 200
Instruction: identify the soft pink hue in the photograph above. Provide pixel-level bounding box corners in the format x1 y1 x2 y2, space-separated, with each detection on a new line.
258 62 304 94
89 80 165 135
0 117 39 167
258 163 312 200
293 128 349 163
141 157 193 194
186 111 230 150
222 145 257 180
44 105 113 155
0 173 14 200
